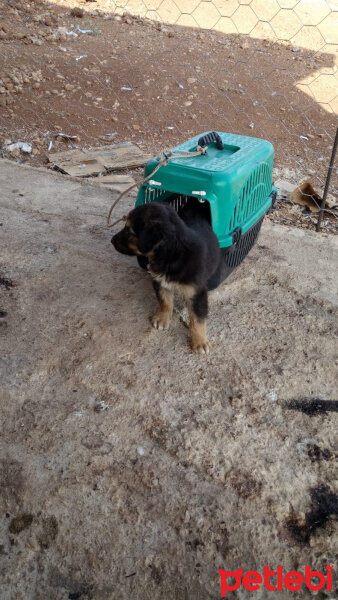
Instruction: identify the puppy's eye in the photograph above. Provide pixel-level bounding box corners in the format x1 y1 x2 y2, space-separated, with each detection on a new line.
129 226 136 235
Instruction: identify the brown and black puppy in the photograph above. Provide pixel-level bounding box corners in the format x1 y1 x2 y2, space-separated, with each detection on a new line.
112 201 220 354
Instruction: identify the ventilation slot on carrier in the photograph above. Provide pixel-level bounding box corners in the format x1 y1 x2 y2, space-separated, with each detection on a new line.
230 163 271 231
226 217 264 269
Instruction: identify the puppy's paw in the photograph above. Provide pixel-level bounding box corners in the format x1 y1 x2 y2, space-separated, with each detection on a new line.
152 312 171 330
191 338 211 355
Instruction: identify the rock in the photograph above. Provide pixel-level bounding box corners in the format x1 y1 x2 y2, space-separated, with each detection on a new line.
71 7 84 18
187 77 196 84
184 101 192 107
16 72 23 85
274 179 296 198
57 27 69 41
30 37 43 46
10 148 21 158
65 84 75 91
7 142 32 153
44 15 57 27
31 71 43 82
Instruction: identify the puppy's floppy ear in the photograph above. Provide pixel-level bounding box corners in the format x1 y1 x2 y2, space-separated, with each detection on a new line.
138 223 163 254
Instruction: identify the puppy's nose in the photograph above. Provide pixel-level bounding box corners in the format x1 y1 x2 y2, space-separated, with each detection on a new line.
111 234 120 251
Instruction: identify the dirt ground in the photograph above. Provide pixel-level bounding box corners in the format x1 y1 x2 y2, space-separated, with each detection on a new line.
0 0 337 235
0 159 337 599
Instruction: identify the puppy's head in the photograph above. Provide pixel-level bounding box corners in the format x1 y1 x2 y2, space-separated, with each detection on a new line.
111 202 181 257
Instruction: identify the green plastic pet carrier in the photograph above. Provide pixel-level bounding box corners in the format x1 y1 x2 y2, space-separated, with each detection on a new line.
136 131 277 289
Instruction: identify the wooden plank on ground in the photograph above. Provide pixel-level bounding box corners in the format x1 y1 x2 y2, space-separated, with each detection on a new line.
49 142 151 177
87 174 135 192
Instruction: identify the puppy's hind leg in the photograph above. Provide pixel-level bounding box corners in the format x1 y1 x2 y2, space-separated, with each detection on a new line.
151 280 174 330
184 286 210 354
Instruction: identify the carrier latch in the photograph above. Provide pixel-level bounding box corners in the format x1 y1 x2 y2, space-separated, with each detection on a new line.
268 190 277 212
231 227 242 246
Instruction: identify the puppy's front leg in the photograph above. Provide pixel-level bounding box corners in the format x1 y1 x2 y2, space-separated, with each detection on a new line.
185 287 210 354
151 280 174 330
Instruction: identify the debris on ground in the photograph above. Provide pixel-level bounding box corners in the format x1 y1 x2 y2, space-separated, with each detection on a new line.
0 0 336 237
49 148 102 176
6 141 32 154
54 133 78 142
49 142 151 177
291 180 337 213
87 173 135 191
75 24 100 35
270 177 337 234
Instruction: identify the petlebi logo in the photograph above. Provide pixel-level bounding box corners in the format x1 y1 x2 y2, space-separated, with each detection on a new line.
218 564 334 596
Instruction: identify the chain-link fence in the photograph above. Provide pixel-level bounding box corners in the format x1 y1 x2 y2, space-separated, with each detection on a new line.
0 0 337 230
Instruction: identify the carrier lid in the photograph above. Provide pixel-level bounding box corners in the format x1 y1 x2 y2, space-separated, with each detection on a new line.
168 131 273 173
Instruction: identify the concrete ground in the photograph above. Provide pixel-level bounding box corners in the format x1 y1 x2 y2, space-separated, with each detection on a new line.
0 159 337 600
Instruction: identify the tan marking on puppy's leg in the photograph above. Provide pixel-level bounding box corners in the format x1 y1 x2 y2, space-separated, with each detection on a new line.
181 285 210 354
152 286 174 330
189 315 210 354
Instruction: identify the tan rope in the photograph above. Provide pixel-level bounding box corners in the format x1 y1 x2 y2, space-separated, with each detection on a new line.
107 146 207 228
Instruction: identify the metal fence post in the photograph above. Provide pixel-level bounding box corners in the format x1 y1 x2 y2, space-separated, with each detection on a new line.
316 127 338 232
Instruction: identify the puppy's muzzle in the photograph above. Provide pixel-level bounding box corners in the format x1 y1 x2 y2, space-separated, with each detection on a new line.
111 230 137 256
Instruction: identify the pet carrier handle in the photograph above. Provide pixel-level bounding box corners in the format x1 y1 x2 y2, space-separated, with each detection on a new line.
198 131 224 150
